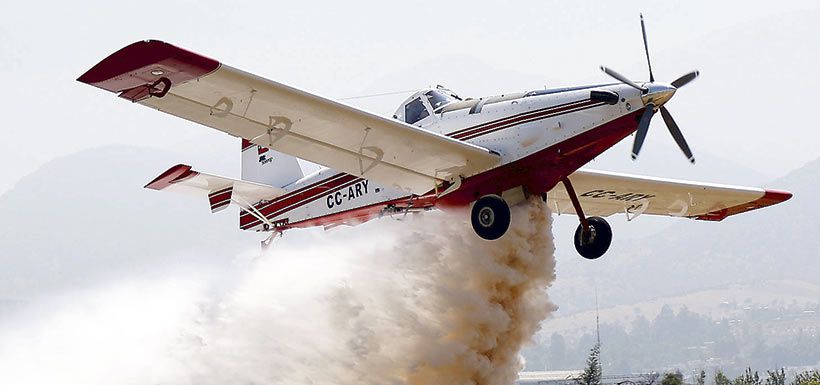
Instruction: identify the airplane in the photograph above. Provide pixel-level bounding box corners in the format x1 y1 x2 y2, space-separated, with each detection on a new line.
77 16 791 260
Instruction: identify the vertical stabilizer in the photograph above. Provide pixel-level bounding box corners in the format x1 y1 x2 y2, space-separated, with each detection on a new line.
241 139 304 188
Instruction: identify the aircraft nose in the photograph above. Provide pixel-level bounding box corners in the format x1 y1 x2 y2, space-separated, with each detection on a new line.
641 83 676 107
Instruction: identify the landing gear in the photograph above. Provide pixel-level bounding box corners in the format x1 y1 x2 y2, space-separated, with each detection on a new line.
573 216 612 260
470 194 511 240
560 177 613 260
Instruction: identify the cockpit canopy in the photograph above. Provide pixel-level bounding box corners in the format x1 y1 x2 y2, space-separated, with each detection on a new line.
394 86 461 125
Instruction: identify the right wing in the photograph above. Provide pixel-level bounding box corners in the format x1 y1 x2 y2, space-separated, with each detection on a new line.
145 164 284 214
78 40 500 194
547 169 792 221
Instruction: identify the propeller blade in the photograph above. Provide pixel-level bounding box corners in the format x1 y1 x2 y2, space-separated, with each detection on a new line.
632 103 655 160
600 66 648 93
640 14 655 83
671 70 700 88
660 106 695 163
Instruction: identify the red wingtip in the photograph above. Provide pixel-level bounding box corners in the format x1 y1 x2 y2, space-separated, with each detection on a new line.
695 188 793 221
78 40 220 94
145 164 198 190
763 189 793 203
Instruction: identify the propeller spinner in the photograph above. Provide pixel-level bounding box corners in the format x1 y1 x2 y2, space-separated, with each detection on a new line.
601 14 699 163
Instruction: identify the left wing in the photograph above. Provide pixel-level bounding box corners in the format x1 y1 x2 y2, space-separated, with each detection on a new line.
546 169 792 221
78 40 500 195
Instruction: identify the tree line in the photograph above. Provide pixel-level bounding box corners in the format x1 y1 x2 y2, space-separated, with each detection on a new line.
572 343 819 385
524 304 820 373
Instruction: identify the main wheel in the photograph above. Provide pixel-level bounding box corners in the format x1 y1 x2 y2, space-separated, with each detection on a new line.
573 216 612 260
470 195 511 240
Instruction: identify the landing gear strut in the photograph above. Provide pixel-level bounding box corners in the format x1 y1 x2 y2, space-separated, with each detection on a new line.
261 231 281 251
470 194 511 240
560 177 612 260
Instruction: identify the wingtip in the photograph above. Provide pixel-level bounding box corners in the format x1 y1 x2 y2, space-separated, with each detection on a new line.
77 40 219 93
695 188 793 221
764 189 793 203
145 164 197 190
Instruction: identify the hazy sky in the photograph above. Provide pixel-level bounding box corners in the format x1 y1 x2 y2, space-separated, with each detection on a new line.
1 0 819 193
2 5 818 381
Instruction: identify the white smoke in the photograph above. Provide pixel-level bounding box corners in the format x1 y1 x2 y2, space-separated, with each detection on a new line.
0 197 556 385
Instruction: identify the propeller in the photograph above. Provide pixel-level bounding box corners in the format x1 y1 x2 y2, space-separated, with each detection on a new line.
631 103 655 160
600 14 699 163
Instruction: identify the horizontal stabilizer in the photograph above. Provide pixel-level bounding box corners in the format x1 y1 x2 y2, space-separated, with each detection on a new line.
208 186 233 213
145 164 285 213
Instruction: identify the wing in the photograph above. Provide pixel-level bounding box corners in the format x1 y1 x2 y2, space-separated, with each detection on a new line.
547 169 792 221
145 164 284 213
78 40 500 194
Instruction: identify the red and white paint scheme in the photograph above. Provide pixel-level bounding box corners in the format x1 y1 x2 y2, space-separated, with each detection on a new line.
78 18 792 259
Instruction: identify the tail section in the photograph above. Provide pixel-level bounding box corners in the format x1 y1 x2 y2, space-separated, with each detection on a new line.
241 139 304 188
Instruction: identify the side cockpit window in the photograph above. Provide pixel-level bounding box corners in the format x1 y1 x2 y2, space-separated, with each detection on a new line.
404 97 430 124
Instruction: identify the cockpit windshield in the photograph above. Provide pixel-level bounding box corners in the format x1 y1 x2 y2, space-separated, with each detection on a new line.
425 90 455 111
394 87 462 125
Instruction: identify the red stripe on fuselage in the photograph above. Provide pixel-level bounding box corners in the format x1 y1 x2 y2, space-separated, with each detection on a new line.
241 172 348 218
456 100 604 141
240 175 362 229
448 99 593 139
282 194 439 230
239 172 352 223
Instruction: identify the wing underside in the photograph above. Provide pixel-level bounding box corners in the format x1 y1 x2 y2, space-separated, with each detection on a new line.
547 169 792 221
78 40 500 195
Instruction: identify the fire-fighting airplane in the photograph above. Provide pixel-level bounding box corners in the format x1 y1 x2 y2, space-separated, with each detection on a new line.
78 16 791 259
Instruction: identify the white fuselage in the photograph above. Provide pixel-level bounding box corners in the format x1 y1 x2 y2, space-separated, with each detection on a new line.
241 83 644 232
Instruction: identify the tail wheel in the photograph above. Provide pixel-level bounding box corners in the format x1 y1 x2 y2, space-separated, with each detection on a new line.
574 216 612 260
470 195 511 240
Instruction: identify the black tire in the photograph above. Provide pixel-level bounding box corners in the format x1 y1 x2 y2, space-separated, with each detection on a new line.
573 216 613 260
470 195 511 240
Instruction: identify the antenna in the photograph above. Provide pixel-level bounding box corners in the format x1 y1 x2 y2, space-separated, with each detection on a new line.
595 286 601 346
338 88 419 101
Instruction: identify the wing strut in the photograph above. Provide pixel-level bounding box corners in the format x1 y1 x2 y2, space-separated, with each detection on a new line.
233 195 276 231
233 195 283 250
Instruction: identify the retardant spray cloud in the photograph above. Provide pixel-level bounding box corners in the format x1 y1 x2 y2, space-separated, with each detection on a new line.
179 197 557 385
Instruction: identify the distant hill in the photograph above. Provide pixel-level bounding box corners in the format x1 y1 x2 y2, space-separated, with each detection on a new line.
543 279 820 338
0 145 256 300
